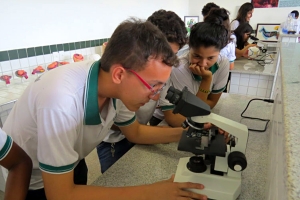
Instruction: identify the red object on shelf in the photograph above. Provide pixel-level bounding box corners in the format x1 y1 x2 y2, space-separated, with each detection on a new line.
16 70 28 79
73 54 84 62
0 75 12 84
47 61 59 70
32 66 45 74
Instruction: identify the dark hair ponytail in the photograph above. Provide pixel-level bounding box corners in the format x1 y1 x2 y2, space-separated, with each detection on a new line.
190 16 228 50
234 23 253 49
204 8 231 43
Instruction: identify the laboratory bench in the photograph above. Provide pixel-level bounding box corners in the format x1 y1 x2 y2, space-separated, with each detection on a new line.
92 43 300 200
229 53 278 99
92 93 273 200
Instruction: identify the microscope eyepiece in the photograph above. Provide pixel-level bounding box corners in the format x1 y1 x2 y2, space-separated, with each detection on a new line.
165 86 211 117
165 86 182 105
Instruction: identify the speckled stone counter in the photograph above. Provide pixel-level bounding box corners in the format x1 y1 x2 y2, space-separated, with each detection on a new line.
92 93 273 200
280 42 300 199
231 55 276 75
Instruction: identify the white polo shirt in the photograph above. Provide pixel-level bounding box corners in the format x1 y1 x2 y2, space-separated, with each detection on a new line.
157 52 229 112
231 20 239 31
0 128 13 161
3 60 135 190
220 35 236 63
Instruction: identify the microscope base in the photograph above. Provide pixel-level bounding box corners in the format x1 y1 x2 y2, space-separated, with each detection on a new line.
174 157 241 200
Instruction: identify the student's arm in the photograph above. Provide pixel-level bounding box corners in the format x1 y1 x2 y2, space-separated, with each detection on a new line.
120 120 183 144
0 142 32 200
229 62 235 70
42 169 207 200
235 44 257 59
163 110 186 127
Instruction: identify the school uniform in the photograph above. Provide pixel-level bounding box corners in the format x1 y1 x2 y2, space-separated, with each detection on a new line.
0 128 13 161
154 51 229 117
2 60 135 192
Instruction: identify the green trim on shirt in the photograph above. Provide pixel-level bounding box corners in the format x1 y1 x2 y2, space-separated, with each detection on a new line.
0 135 12 160
212 86 226 94
39 162 76 174
112 98 116 109
84 60 101 125
192 62 219 81
114 115 136 127
161 105 175 111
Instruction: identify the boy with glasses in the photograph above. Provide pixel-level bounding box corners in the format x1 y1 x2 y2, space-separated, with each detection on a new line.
96 10 189 174
3 18 207 200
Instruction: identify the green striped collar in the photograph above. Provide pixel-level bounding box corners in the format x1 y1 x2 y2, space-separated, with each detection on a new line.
192 62 219 81
84 60 116 125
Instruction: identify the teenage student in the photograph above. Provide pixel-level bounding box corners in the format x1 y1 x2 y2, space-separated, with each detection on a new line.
97 9 188 174
157 20 230 127
231 2 254 31
232 23 257 59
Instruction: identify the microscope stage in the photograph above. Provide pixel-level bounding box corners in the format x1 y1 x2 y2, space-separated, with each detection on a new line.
174 157 241 200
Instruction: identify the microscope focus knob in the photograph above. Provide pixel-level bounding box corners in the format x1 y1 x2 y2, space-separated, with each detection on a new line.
228 151 247 172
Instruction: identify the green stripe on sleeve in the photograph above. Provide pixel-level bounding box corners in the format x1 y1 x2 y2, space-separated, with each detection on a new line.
212 86 226 94
39 162 76 174
114 115 136 127
160 105 175 111
0 135 13 160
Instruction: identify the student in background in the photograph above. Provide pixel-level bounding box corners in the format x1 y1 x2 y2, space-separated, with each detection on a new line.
97 10 188 173
0 128 32 200
157 20 229 127
232 23 257 59
205 8 235 70
201 2 220 18
204 8 235 93
281 10 300 35
231 2 254 31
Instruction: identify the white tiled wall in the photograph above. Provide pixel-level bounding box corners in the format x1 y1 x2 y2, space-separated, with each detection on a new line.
229 73 274 98
0 46 102 83
0 46 103 126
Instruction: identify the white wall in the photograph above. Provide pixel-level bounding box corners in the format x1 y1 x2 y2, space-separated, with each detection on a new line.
0 0 189 51
188 0 300 30
1 0 299 51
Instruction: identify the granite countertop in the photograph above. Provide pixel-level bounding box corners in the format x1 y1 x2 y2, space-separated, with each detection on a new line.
230 55 276 75
92 93 273 200
280 42 300 198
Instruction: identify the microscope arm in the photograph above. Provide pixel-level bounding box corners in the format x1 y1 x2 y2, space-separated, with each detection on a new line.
191 113 248 153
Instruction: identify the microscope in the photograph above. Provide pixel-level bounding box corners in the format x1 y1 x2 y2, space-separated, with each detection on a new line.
166 86 249 200
248 35 269 61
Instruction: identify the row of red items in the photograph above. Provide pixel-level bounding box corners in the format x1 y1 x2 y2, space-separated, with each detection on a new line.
0 54 84 85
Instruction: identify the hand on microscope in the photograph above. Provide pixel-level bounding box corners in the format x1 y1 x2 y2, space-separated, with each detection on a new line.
242 43 257 58
149 174 207 200
204 123 230 143
218 128 230 143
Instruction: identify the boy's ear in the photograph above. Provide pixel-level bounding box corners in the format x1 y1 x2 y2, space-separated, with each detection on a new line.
111 64 126 84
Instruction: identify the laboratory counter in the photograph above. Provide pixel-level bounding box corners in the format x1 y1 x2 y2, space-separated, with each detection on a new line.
92 93 273 200
230 56 276 76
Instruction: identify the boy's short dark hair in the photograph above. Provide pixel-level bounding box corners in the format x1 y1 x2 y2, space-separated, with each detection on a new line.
201 2 220 17
291 10 299 18
101 18 178 72
147 9 187 49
